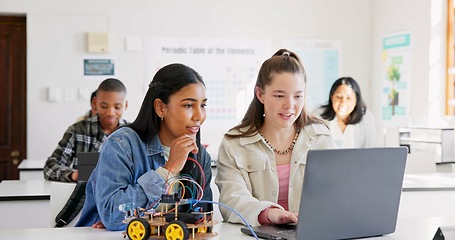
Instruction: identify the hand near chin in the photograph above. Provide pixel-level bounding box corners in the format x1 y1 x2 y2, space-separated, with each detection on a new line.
165 134 199 175
268 208 299 225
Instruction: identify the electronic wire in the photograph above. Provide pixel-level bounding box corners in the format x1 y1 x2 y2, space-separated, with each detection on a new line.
189 199 259 240
141 156 258 239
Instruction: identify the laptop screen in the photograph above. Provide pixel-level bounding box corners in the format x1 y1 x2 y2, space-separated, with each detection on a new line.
76 152 99 182
298 147 407 239
241 147 407 240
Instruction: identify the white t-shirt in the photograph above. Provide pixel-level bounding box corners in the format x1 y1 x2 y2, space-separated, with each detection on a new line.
161 144 170 161
329 117 357 148
313 108 376 148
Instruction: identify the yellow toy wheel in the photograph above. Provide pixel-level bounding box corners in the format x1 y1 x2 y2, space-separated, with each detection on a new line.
199 226 213 233
127 218 151 240
165 220 189 240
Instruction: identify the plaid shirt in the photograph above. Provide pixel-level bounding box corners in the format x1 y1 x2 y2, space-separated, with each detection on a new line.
43 115 128 182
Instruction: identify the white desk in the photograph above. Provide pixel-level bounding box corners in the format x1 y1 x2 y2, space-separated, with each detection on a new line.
399 190 455 218
0 180 51 229
0 179 50 201
403 173 455 191
0 218 453 239
0 168 220 230
370 217 455 239
0 227 120 240
1 172 454 233
398 173 455 218
18 159 46 180
0 224 248 240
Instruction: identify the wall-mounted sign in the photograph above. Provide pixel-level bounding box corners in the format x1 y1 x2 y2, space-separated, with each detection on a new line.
84 59 114 76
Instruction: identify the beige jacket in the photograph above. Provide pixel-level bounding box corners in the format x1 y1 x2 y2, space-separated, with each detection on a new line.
215 123 336 226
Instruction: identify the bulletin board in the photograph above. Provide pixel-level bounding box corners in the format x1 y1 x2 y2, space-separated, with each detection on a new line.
143 38 271 158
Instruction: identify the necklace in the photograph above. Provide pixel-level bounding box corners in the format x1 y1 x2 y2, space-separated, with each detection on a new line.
259 130 300 155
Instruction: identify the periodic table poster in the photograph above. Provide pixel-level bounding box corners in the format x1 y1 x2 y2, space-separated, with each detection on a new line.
143 38 271 158
283 39 341 112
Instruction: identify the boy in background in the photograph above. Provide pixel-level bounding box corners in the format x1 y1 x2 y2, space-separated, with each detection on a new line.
44 78 128 182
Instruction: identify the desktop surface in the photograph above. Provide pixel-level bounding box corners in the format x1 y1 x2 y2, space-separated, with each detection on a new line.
403 173 455 191
17 159 46 180
0 218 454 240
0 179 50 200
17 159 46 170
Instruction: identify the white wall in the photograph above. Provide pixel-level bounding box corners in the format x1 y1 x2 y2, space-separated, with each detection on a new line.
2 0 375 158
372 0 454 147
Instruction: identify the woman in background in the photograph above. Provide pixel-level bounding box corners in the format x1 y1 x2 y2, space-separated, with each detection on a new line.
314 77 375 148
216 49 336 227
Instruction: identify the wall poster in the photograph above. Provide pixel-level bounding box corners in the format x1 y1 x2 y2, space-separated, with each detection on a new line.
381 32 411 121
143 38 271 157
283 39 341 112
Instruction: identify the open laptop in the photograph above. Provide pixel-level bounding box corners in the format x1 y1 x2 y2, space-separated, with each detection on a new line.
241 147 408 240
76 152 99 182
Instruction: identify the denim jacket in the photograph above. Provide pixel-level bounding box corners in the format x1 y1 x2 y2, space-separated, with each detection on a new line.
76 127 213 230
44 115 128 182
